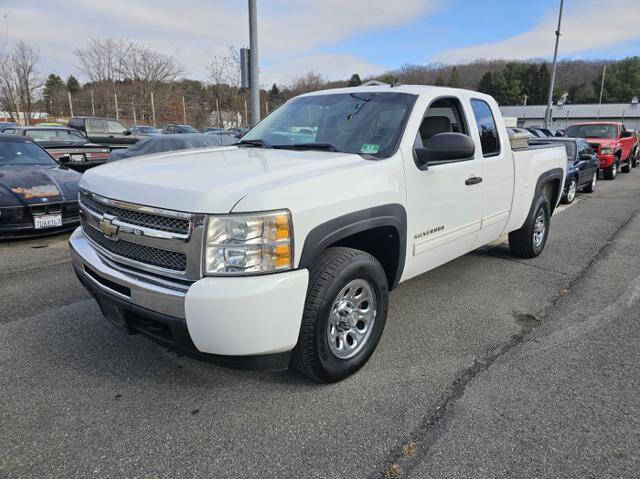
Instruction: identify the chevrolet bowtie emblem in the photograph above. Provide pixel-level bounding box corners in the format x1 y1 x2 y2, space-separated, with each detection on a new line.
99 214 119 240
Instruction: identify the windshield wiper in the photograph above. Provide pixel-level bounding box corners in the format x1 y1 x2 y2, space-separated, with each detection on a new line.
235 139 272 148
273 143 338 152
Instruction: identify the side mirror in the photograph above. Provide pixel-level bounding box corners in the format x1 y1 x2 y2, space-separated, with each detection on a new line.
414 132 475 169
621 130 632 138
580 154 592 161
124 130 132 136
58 155 70 164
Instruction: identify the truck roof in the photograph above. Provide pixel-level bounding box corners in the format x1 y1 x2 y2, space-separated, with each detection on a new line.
298 84 492 99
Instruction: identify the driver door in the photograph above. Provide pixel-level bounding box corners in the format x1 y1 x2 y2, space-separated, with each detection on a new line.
401 96 483 280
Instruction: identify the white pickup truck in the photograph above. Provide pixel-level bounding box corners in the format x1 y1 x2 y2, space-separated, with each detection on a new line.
70 85 566 382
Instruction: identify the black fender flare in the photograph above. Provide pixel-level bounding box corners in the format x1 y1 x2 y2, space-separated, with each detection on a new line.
298 204 407 289
524 167 564 223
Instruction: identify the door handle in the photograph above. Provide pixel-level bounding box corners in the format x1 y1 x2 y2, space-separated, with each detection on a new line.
465 176 483 185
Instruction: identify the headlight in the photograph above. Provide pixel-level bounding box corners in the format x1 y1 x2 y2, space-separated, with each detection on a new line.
204 210 293 275
600 147 614 155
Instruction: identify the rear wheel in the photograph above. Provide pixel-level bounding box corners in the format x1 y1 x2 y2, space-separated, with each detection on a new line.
622 156 632 173
604 160 618 180
291 247 389 382
508 194 551 258
584 170 598 193
632 150 638 168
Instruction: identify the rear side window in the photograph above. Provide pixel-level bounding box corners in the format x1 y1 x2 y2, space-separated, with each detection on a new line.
107 120 127 134
87 119 106 133
471 99 500 157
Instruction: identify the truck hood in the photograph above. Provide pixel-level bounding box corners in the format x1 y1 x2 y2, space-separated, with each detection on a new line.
79 146 368 213
585 138 616 148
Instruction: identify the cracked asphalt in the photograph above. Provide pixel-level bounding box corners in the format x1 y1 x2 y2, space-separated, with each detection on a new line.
2 172 640 478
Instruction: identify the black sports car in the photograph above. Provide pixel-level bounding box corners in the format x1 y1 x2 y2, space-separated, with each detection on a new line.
0 134 81 239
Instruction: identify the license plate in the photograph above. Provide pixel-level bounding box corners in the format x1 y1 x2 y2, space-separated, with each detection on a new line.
34 214 62 229
71 154 85 162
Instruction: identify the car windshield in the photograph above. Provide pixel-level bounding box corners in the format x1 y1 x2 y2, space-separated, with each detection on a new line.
565 125 617 139
242 92 417 158
560 141 576 160
177 125 198 133
0 141 56 165
25 129 87 143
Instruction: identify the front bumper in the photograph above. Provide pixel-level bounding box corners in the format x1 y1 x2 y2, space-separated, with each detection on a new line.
69 227 309 368
597 154 615 168
0 202 79 240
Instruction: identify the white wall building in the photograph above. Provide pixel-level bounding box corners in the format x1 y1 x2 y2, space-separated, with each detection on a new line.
500 101 640 130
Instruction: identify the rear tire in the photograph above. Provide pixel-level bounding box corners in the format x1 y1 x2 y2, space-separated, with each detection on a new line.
604 160 618 180
622 156 632 173
508 194 551 259
584 170 598 193
291 247 389 382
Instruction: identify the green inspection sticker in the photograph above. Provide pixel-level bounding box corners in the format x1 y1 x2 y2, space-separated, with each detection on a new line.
361 143 380 154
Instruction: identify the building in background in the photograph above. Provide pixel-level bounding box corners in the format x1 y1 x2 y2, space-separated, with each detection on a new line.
501 100 640 129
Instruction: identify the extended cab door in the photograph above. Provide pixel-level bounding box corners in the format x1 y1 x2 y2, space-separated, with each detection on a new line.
467 97 514 247
107 119 137 146
620 125 635 161
401 96 483 279
86 119 108 145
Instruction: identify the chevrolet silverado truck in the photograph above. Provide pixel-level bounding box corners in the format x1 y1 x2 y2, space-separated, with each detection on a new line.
69 86 566 382
564 122 637 179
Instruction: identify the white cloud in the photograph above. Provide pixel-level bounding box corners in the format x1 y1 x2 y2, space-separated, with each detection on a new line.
436 0 640 62
261 53 386 86
2 0 439 84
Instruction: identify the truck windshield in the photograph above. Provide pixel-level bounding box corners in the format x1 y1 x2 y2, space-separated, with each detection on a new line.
242 92 417 158
565 125 617 140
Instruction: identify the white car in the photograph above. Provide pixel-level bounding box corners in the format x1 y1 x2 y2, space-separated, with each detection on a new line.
70 85 567 382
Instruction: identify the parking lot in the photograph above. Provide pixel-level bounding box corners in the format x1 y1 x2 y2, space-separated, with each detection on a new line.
1 172 640 478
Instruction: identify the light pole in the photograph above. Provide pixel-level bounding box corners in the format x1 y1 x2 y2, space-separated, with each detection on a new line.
248 0 260 126
544 0 564 128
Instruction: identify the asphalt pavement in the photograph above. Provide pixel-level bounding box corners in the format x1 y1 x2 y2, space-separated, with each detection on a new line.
1 171 640 478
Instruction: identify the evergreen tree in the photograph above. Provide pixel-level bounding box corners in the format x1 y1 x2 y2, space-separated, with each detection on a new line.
66 75 80 93
448 67 459 88
269 83 280 97
43 74 65 101
347 74 362 87
477 72 493 95
434 75 445 86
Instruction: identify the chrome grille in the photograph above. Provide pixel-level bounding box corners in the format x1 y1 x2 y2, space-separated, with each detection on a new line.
80 191 190 234
84 224 187 272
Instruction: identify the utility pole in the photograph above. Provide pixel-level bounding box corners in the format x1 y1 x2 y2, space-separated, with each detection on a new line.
114 93 119 120
150 92 156 127
132 100 137 124
248 0 260 126
91 90 95 116
182 96 187 124
597 64 606 119
523 94 529 106
68 91 74 117
544 0 563 128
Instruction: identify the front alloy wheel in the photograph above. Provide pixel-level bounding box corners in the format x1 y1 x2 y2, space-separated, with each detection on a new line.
292 247 389 382
563 178 577 204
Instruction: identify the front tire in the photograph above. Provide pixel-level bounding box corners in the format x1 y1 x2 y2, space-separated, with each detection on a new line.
584 170 598 193
508 194 551 259
562 177 577 204
604 159 618 180
292 247 389 382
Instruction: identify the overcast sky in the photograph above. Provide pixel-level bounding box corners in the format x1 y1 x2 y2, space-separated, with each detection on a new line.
3 0 640 86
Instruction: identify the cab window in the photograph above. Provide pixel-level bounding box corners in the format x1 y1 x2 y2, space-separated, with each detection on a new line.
107 120 127 134
414 97 468 149
470 99 500 157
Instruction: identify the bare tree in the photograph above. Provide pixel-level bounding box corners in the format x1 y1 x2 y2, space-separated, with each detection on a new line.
207 52 235 127
0 41 42 124
74 38 183 118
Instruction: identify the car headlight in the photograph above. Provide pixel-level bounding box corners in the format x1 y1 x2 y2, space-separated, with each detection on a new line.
204 210 293 275
600 147 614 155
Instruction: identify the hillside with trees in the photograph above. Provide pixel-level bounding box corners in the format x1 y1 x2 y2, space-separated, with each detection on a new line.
1 34 638 127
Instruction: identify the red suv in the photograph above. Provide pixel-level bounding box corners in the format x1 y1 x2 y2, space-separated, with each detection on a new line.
564 122 638 179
